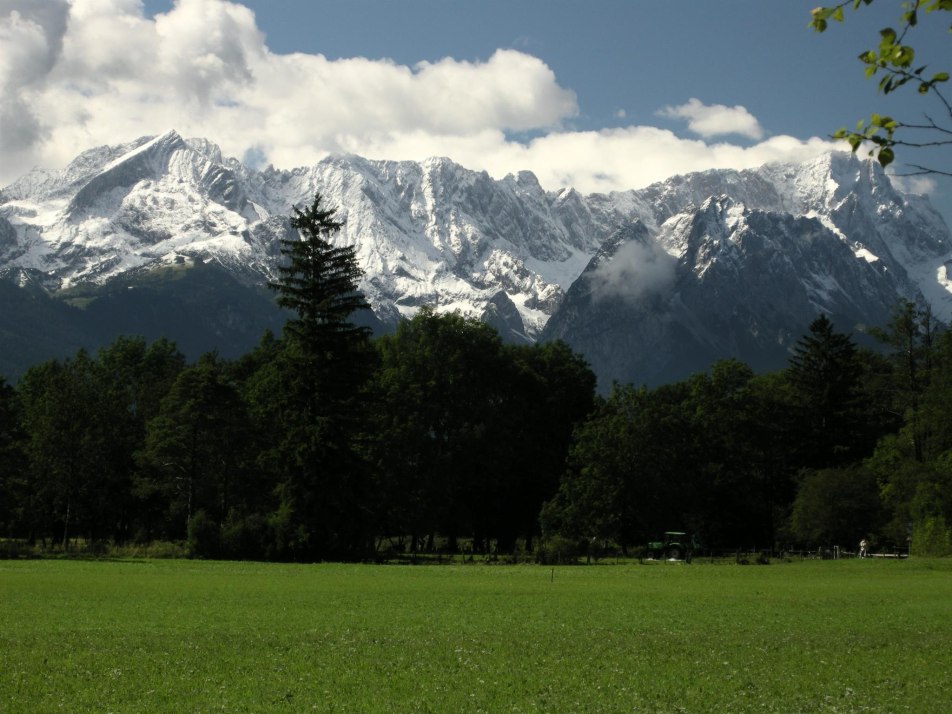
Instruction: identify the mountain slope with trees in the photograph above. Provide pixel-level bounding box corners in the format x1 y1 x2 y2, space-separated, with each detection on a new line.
2 197 951 561
3 135 952 387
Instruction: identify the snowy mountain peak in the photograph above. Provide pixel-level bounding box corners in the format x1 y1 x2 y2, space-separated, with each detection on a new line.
697 194 744 224
68 131 191 217
2 133 951 369
543 184 920 387
184 137 225 164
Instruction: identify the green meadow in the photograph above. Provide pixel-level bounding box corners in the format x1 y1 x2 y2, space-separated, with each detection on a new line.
2 558 951 713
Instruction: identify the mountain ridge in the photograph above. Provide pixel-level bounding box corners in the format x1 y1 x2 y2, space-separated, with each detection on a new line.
2 130 951 384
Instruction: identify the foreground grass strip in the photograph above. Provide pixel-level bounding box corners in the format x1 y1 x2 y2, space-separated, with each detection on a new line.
2 558 951 712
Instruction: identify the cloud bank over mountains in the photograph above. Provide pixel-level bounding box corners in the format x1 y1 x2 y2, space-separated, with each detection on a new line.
2 0 836 193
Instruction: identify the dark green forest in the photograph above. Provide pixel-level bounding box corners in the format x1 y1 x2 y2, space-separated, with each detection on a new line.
1 195 951 561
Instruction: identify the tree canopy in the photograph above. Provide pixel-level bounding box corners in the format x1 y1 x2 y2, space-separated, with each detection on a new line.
1 201 950 562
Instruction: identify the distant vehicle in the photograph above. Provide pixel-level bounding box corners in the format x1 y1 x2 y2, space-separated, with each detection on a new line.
646 531 697 562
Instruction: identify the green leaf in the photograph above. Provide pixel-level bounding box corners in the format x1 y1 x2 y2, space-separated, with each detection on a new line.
892 46 915 67
858 50 877 64
919 82 931 93
878 147 895 168
932 71 950 82
833 6 845 21
810 8 833 32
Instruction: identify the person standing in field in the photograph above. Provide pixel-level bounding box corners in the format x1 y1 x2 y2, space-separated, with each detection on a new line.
859 538 868 559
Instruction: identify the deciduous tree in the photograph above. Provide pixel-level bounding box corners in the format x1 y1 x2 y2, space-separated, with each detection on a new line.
136 353 253 553
810 0 952 174
0 377 25 537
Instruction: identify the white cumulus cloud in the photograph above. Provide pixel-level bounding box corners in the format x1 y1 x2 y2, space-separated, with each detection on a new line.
0 0 837 197
658 98 765 140
0 0 69 166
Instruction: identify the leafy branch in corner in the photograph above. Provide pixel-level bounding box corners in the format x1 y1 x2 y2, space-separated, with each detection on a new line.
810 0 952 175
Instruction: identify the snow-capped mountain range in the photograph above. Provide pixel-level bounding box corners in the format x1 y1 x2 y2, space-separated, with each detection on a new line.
1 129 950 385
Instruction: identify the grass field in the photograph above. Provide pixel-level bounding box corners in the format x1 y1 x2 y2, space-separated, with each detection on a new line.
2 558 951 713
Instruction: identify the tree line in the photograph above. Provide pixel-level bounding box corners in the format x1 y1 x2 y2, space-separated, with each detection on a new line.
0 194 950 560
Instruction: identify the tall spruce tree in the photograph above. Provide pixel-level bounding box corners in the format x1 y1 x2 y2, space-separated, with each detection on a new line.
787 315 864 468
271 194 372 401
266 193 375 560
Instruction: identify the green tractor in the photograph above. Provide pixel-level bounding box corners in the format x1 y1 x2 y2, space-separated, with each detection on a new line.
645 531 697 562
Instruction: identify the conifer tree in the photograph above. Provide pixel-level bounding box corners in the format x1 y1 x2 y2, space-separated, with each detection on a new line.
787 314 863 468
266 193 375 559
270 193 372 404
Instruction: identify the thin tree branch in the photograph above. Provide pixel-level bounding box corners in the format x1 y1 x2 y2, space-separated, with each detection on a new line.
893 165 952 178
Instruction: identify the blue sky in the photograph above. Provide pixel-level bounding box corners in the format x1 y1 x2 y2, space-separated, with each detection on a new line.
167 0 944 135
3 0 950 220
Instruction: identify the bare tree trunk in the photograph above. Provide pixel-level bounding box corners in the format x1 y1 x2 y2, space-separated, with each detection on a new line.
62 495 71 551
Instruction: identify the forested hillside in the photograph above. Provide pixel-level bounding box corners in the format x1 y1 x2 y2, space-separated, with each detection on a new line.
2 196 950 560
2 301 950 560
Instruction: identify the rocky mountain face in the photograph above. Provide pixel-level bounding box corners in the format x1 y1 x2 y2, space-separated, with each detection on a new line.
1 130 950 384
0 130 611 339
543 156 952 386
543 200 906 386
